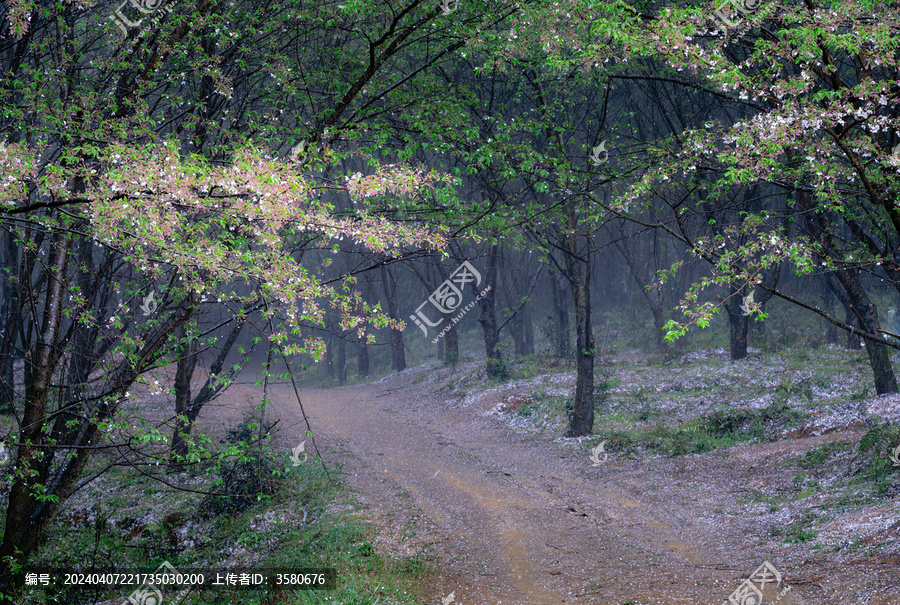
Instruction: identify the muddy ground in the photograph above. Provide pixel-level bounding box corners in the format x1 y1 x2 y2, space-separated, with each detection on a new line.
212 355 900 605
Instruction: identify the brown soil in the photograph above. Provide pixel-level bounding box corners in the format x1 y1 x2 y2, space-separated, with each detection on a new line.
206 363 899 605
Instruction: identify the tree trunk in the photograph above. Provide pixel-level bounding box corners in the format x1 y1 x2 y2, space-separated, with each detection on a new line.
827 275 862 350
617 225 669 351
561 201 594 437
170 319 199 460
434 262 459 364
336 333 347 385
830 270 898 394
724 284 749 361
550 272 569 357
821 279 838 344
478 244 502 376
170 315 245 460
0 233 20 414
357 334 369 377
324 333 335 379
381 265 406 372
523 304 535 356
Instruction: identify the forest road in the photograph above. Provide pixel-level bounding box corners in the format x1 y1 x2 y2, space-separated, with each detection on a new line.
260 369 811 605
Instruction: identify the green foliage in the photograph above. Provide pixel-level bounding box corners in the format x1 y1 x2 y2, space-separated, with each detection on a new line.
601 400 806 457
487 357 510 381
199 413 285 518
799 441 851 468
856 424 900 494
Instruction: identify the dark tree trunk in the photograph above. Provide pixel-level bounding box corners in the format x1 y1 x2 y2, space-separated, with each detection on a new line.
821 279 838 344
827 275 862 350
561 201 594 437
357 334 369 377
381 266 406 372
434 262 459 364
797 186 894 392
550 272 569 357
478 244 502 376
724 284 749 361
336 333 347 385
170 319 198 460
0 233 20 414
830 270 898 394
523 304 535 356
324 333 335 379
510 310 526 357
170 316 245 460
752 265 781 336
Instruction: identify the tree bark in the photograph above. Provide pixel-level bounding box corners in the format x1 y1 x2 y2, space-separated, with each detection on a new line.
170 314 198 461
336 333 347 385
380 265 406 372
830 270 898 394
170 315 246 461
821 278 838 344
826 277 861 350
523 304 535 356
324 333 335 379
434 261 459 364
561 201 594 437
550 272 570 357
357 334 369 377
478 244 502 376
724 283 749 361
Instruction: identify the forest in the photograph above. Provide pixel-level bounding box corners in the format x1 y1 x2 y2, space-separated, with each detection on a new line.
0 0 898 603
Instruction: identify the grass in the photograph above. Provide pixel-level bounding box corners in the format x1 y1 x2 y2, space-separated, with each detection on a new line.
14 418 430 605
595 400 808 458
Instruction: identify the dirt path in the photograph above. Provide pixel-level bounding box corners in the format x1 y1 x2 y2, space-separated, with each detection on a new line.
246 365 897 605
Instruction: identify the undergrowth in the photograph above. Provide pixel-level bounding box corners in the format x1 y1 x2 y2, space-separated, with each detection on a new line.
16 414 428 605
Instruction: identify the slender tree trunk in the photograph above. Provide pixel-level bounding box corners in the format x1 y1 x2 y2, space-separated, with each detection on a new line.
170 316 245 460
831 270 898 394
381 266 406 372
561 201 594 437
827 275 862 350
797 185 893 391
434 262 458 364
550 272 569 357
478 244 502 376
170 317 198 460
357 334 369 377
324 333 335 379
821 279 838 344
0 233 20 414
617 225 669 351
725 284 749 361
1 232 71 588
523 304 535 356
336 333 347 385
